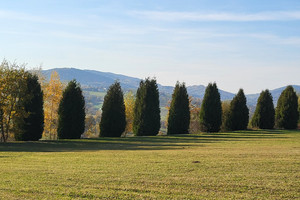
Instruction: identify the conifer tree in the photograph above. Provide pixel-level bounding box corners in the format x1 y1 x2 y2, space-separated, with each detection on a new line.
167 82 190 134
251 90 275 129
275 86 299 129
199 83 222 132
15 73 44 141
133 78 160 136
226 89 249 131
57 80 85 139
100 81 126 137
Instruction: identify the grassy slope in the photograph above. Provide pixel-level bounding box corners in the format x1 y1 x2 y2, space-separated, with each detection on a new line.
0 130 299 199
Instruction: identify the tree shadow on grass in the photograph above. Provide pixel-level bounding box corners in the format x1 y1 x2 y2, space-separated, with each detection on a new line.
0 129 294 152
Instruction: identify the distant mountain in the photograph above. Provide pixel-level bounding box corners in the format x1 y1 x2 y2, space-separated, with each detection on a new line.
42 68 235 100
43 68 300 107
43 68 141 90
246 85 300 106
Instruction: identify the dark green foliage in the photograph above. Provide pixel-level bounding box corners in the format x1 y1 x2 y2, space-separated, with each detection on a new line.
100 81 126 137
251 90 275 129
275 86 299 129
14 73 44 141
133 78 161 136
0 108 3 136
199 83 222 132
57 80 85 139
224 89 249 131
167 82 190 135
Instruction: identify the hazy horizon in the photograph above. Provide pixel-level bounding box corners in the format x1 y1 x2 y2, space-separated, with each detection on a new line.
1 0 300 93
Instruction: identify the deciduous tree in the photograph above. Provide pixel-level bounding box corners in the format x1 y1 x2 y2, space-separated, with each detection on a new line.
0 60 29 142
43 71 63 140
189 97 201 134
124 91 135 135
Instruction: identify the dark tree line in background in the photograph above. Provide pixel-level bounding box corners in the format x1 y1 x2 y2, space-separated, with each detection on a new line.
1 60 299 142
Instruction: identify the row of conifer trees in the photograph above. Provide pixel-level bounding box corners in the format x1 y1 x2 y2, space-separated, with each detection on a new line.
100 79 299 137
1 67 298 141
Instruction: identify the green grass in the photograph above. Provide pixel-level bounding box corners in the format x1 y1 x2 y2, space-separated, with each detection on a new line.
85 91 106 98
0 130 299 199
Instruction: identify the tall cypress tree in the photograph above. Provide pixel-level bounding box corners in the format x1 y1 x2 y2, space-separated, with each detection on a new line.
167 82 190 134
133 78 160 136
227 89 249 131
14 73 44 141
100 81 126 137
275 86 299 129
199 83 222 132
251 90 275 129
57 80 85 139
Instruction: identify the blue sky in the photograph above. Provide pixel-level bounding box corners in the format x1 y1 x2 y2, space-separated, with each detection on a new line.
1 0 300 93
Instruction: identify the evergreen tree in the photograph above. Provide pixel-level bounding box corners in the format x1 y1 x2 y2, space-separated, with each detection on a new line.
226 89 249 131
251 90 275 129
275 86 299 129
199 83 222 132
133 78 160 136
15 73 44 141
100 81 126 137
57 80 85 139
167 82 190 134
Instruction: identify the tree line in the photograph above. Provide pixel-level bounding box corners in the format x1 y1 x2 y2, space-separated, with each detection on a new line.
0 60 299 141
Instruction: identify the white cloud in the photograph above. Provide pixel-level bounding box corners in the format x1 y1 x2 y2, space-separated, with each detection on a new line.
131 10 300 22
0 10 83 26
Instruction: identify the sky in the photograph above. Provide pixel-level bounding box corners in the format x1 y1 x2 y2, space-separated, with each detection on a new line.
0 0 300 94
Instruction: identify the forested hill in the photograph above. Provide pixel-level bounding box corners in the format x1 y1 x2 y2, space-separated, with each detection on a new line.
43 68 300 106
42 68 235 101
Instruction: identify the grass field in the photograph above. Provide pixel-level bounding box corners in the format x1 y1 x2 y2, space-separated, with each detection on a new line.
0 130 299 199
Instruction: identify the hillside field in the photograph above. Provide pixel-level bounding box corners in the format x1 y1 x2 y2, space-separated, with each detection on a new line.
0 130 299 199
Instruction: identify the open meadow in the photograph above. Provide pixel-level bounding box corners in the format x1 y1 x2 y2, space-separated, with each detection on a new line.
0 130 299 199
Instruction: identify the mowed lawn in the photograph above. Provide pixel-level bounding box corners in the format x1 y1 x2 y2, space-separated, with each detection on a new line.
0 130 299 199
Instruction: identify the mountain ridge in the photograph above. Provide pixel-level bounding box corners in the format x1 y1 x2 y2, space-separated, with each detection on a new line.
42 68 300 106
